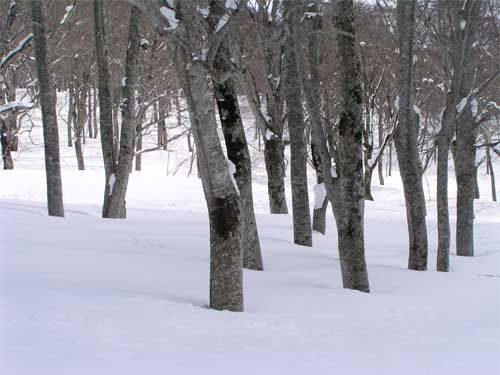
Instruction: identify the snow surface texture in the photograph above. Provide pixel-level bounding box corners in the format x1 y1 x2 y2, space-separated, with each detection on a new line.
0 92 499 375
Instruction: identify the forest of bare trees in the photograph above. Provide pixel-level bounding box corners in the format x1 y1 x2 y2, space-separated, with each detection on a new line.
1 0 499 312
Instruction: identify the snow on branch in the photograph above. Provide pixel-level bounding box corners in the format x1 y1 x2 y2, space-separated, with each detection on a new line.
0 101 33 114
0 33 33 70
60 1 77 25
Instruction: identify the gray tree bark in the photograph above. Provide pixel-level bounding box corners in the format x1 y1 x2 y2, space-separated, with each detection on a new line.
105 4 141 219
302 2 328 235
283 0 312 247
333 0 370 291
395 0 428 270
208 1 263 270
436 0 480 271
30 0 65 217
173 2 243 311
93 0 117 217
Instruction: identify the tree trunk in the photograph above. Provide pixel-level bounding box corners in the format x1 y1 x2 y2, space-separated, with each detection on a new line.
455 105 476 256
303 4 328 234
105 4 141 219
173 2 244 311
395 0 428 270
1 116 14 169
333 0 370 291
436 104 452 272
88 90 93 139
436 0 479 271
284 0 312 247
67 85 74 147
264 137 288 213
30 0 64 217
377 110 385 185
135 125 142 171
179 56 243 311
208 9 263 270
93 0 117 217
74 88 86 170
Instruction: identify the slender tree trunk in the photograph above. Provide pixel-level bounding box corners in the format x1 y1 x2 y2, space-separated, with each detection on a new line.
74 89 86 170
88 90 93 139
333 0 370 291
105 4 141 219
284 0 312 246
455 105 476 256
93 86 98 138
436 0 479 271
93 0 116 217
30 0 64 217
67 85 74 147
436 104 452 272
135 125 142 171
395 0 428 270
303 3 328 234
454 1 481 257
377 110 385 185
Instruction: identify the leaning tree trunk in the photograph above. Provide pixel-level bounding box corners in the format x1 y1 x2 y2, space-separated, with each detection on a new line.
105 3 141 219
333 0 370 292
209 19 263 270
30 0 64 217
284 0 312 247
178 55 243 311
168 1 243 311
395 0 428 270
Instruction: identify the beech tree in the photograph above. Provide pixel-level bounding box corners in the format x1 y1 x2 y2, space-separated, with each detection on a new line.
30 0 65 217
395 0 428 271
283 0 312 247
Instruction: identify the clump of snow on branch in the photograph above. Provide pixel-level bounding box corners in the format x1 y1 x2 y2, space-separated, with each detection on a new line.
225 0 238 12
60 4 74 25
216 14 230 33
0 33 33 69
456 96 469 113
160 6 179 30
331 164 337 178
471 98 478 117
265 128 274 141
0 101 33 114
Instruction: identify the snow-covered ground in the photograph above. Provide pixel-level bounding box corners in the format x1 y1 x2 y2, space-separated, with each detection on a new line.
1 95 499 374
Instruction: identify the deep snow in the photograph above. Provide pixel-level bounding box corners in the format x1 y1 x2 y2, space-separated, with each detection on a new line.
0 93 499 374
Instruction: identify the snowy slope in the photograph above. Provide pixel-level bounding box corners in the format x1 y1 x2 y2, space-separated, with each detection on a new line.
0 94 499 374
